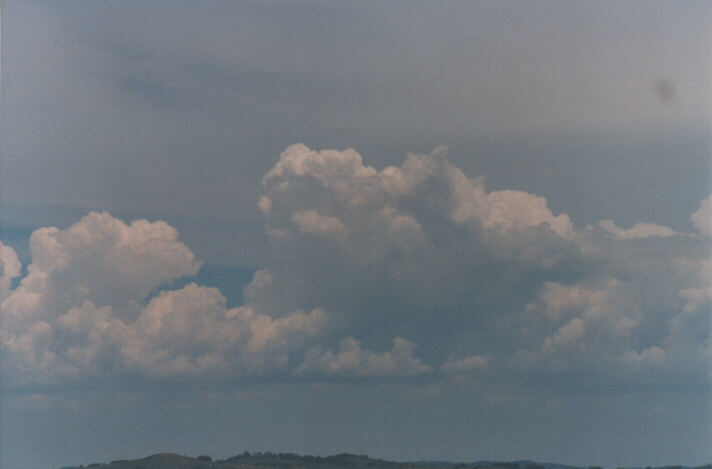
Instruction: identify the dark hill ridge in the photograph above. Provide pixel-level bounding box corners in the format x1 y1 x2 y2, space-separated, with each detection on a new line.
60 453 712 469
412 461 585 469
62 452 422 469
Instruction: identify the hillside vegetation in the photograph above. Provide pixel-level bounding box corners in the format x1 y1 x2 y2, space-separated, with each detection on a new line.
60 452 712 469
63 452 423 469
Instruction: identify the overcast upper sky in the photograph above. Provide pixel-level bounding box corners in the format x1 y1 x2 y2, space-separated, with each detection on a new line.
1 2 711 469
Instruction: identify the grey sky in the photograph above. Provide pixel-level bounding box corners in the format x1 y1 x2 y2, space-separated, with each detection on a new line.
1 2 711 469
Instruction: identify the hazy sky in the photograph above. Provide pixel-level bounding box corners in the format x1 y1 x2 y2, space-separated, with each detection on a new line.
1 2 711 469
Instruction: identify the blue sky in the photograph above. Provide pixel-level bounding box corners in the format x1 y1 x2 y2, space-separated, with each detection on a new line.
1 2 711 469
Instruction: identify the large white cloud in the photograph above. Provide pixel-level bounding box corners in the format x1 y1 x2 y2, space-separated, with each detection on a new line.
254 145 710 384
120 285 328 378
2 211 201 333
0 213 330 384
2 148 710 389
261 145 574 243
252 144 585 348
3 283 329 383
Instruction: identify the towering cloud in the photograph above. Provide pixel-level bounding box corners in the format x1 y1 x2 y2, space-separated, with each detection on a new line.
254 145 710 384
1 146 709 389
2 211 201 329
252 145 584 351
0 212 328 384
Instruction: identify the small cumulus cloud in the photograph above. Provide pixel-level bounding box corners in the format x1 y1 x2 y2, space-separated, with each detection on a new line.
512 279 641 375
598 219 680 239
294 337 432 378
482 190 574 239
691 194 712 237
0 241 22 300
440 355 490 375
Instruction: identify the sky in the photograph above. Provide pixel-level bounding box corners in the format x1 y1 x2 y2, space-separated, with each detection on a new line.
1 1 711 468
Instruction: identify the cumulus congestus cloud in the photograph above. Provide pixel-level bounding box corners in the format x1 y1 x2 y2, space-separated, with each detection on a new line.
254 144 710 384
1 145 710 389
253 145 587 355
0 212 329 384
